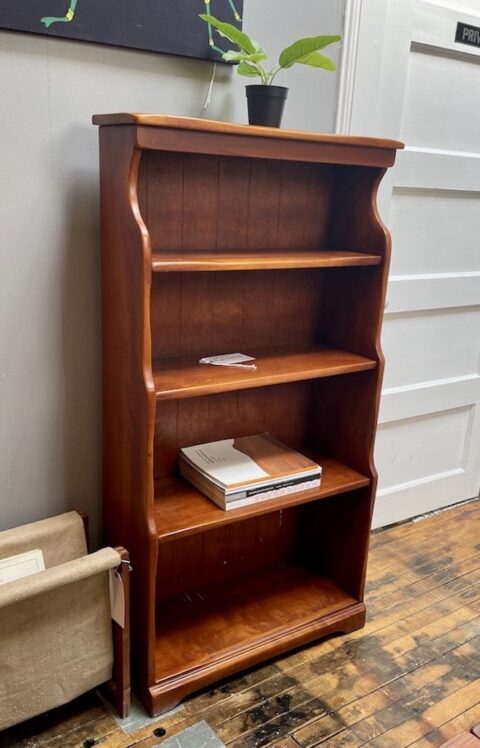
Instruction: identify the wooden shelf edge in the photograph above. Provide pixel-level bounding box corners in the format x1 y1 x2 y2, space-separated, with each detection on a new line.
154 456 370 543
148 601 366 715
151 250 383 273
153 345 377 402
92 113 404 151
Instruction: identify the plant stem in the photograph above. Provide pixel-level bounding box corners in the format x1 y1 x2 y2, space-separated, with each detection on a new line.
268 65 282 85
227 0 242 21
252 62 269 84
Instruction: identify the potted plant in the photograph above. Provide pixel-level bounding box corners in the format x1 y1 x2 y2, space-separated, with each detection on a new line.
200 14 340 128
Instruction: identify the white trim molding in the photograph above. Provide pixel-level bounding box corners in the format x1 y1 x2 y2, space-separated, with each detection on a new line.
335 0 363 134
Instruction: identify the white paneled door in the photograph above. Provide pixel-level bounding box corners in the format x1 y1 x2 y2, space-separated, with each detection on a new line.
337 0 480 527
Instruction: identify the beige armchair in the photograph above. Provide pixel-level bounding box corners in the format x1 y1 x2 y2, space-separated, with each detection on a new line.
0 511 130 730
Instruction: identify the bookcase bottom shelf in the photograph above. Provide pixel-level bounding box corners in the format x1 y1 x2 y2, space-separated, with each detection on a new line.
149 563 365 715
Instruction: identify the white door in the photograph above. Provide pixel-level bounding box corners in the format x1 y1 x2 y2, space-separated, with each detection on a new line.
337 0 480 527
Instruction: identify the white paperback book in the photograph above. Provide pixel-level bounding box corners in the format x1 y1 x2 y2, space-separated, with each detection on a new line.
180 434 322 508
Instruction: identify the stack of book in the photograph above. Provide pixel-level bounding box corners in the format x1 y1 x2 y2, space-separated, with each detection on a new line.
179 433 322 510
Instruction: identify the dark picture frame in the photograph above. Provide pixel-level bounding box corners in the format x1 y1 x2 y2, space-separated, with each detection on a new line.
0 0 244 61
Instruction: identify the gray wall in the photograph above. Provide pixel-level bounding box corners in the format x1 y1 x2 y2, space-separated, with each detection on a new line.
0 0 343 541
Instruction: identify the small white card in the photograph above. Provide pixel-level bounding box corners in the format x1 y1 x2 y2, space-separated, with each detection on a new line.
0 549 45 585
199 353 257 370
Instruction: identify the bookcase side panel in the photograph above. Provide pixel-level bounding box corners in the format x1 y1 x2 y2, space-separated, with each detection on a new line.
299 488 374 601
306 164 394 602
99 128 157 692
323 166 391 356
316 166 392 476
310 371 380 476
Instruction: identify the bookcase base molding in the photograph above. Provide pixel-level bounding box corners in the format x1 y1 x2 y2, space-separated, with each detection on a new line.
93 113 402 716
149 601 366 714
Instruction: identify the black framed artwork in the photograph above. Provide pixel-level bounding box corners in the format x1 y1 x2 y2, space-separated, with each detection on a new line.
0 0 244 61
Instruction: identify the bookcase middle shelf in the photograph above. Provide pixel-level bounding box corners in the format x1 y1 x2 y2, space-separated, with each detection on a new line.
153 344 377 401
154 455 370 543
151 249 382 273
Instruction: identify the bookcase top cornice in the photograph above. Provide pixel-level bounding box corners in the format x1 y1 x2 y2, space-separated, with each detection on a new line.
92 113 404 151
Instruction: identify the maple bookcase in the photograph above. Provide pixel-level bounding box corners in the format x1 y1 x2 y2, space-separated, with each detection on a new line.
93 113 402 715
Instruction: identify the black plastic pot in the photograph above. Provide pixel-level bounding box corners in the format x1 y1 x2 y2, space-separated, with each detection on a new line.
246 85 289 128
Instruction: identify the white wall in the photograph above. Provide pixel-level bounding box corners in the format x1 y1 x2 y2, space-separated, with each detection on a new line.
0 0 343 541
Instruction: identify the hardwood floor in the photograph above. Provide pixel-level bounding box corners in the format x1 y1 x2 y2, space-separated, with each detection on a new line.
2 499 480 748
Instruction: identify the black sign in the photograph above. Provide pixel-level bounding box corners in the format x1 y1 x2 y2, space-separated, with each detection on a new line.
0 0 244 61
455 21 480 48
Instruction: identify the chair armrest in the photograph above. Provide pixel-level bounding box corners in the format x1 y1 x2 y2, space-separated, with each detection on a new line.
0 547 121 609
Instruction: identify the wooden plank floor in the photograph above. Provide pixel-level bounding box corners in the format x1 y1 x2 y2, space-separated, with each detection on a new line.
2 499 480 748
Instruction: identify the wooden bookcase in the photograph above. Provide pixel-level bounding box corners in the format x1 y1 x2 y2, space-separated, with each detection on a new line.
93 113 402 715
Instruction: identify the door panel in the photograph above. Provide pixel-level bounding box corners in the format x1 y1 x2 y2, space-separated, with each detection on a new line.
382 308 480 388
401 50 480 152
338 0 480 526
390 189 480 275
376 406 472 489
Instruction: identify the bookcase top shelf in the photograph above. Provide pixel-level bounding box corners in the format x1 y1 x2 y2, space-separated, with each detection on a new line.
154 455 370 543
151 249 382 273
93 113 404 151
153 344 376 401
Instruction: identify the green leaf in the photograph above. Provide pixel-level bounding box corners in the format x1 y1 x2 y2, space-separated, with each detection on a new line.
199 14 256 54
222 50 267 63
278 35 341 69
297 51 336 71
248 51 267 62
222 50 244 61
237 61 263 78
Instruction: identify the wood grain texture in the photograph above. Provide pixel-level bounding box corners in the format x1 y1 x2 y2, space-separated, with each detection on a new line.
154 455 370 542
151 250 382 272
440 736 480 747
95 114 400 716
135 125 400 167
98 125 158 702
92 112 404 151
101 546 131 719
153 345 377 400
153 383 313 479
150 268 323 361
142 154 334 252
154 566 359 680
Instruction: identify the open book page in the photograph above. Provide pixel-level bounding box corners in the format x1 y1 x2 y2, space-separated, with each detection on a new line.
181 439 269 487
181 434 321 490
